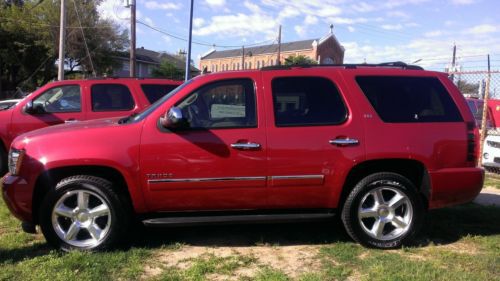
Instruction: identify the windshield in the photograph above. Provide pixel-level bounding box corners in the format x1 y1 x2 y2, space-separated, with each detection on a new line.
127 79 193 123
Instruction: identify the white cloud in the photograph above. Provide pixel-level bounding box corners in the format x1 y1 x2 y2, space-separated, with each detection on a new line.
304 15 318 25
98 0 129 22
205 0 226 7
466 24 498 34
450 0 476 4
347 26 356 32
351 2 375 13
193 13 278 38
387 11 410 19
278 6 301 20
194 18 205 28
144 1 181 10
381 24 403 30
244 1 261 14
295 25 306 37
424 30 443 37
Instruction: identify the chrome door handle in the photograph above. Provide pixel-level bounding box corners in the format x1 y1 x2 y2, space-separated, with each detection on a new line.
64 119 79 124
329 138 359 146
230 142 261 150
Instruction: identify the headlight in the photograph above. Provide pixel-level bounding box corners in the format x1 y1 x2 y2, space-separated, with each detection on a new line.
8 148 25 175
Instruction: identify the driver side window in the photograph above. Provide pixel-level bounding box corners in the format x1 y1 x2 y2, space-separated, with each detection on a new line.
176 79 256 129
33 85 81 113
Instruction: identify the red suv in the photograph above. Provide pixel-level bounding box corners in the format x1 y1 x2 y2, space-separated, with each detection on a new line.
0 78 182 173
2 64 484 251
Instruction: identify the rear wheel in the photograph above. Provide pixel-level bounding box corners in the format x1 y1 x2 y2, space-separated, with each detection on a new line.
341 172 424 249
39 175 129 251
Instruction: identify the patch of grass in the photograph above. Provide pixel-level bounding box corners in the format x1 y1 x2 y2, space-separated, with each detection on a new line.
484 174 500 189
252 268 290 281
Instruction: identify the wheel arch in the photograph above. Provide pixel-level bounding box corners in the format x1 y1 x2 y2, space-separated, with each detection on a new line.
32 165 136 224
339 159 430 209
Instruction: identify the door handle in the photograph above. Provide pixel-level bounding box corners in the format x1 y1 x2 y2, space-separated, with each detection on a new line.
64 118 79 124
230 142 261 150
329 138 359 146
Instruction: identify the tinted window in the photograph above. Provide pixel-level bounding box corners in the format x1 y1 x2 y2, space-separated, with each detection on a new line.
91 84 135 111
33 85 81 113
356 76 462 123
271 77 347 127
177 79 256 129
141 84 179 104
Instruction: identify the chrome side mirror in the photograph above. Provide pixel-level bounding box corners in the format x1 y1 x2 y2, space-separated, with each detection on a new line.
160 107 187 129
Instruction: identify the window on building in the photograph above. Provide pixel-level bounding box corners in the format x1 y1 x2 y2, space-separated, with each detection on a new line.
262 60 265 67
249 62 252 69
257 61 260 68
237 62 240 70
91 84 135 111
270 59 274 66
272 77 347 127
356 76 462 123
215 65 218 72
33 85 81 113
176 79 257 129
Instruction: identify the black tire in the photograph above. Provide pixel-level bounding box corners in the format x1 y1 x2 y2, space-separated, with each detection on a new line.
0 146 6 176
341 172 424 249
39 175 129 251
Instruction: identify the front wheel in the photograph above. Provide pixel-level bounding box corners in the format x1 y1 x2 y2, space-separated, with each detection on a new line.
39 175 129 251
341 172 424 249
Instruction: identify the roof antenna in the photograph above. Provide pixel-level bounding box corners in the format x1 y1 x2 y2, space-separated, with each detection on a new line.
330 24 334 34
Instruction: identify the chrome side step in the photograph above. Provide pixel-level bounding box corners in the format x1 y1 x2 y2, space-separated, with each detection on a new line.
142 213 335 227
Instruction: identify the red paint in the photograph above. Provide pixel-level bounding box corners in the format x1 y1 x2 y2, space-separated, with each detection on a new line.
2 68 484 224
0 78 182 152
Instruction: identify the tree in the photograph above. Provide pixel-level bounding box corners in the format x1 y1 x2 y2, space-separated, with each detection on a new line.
0 0 128 98
151 60 185 80
284 55 317 66
456 80 480 95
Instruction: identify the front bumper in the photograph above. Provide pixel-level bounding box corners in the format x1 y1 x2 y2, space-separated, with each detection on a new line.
428 167 484 209
2 173 34 223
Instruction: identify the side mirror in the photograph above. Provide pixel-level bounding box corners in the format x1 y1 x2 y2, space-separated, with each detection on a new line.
160 107 187 129
23 100 34 114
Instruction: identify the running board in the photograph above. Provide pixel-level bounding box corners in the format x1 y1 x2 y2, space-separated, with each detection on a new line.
142 213 335 227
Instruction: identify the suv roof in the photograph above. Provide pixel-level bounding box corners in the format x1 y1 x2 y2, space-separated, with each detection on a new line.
261 61 424 71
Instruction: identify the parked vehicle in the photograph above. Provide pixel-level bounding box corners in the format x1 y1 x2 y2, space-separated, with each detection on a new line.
0 78 182 173
466 98 492 128
0 99 21 110
482 134 500 173
2 63 483 251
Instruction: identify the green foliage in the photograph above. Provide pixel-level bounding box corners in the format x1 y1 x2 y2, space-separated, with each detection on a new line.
0 0 128 97
151 60 185 80
283 55 317 66
456 79 480 95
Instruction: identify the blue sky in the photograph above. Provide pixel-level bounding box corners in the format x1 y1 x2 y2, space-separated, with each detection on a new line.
98 0 500 71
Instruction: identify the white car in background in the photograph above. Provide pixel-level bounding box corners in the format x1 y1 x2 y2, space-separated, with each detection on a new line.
0 99 21 110
482 134 500 172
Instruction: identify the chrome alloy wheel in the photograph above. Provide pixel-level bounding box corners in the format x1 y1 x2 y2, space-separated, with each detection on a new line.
357 185 413 241
51 190 112 248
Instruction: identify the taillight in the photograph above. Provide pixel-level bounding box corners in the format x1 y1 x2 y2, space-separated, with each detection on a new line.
466 121 479 166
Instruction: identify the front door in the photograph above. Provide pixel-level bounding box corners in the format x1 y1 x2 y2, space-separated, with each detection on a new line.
10 84 85 141
262 70 365 209
140 76 267 211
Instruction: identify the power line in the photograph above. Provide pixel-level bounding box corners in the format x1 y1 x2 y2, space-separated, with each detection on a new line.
136 19 276 49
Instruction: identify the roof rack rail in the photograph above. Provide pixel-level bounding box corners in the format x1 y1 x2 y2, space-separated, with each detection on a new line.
261 61 424 71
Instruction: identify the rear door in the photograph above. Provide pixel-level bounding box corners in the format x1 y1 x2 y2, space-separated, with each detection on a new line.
262 69 365 209
85 82 139 120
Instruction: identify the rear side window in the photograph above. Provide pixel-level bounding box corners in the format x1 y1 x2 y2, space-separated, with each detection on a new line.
141 84 179 104
356 76 462 123
91 84 135 111
271 77 347 127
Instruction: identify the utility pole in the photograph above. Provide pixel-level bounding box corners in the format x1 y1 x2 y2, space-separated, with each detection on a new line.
276 25 282 66
185 0 194 81
128 0 136 77
479 55 491 166
57 0 66 81
241 46 245 70
450 43 457 81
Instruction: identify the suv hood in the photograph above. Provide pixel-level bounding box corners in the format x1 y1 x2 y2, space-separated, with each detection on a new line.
19 117 125 140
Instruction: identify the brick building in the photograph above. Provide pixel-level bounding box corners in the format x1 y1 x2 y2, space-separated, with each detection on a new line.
199 29 344 72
